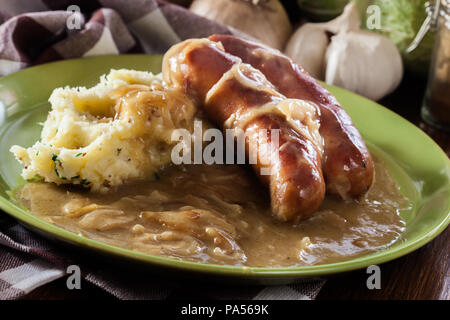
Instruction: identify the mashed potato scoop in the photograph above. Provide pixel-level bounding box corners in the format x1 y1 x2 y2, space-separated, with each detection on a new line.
10 69 196 192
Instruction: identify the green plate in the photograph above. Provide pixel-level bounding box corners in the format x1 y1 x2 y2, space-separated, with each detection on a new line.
0 55 449 283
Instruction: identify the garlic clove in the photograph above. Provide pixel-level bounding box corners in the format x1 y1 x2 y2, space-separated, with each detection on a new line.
285 1 403 100
325 30 403 101
284 2 360 80
285 24 329 79
325 1 361 34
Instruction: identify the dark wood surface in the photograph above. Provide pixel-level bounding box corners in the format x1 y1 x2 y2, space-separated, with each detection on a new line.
22 74 449 300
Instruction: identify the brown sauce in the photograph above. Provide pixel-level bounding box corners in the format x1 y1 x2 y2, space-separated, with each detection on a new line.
16 156 408 267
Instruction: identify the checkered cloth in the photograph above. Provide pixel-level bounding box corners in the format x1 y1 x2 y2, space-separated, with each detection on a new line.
0 0 249 76
0 0 326 299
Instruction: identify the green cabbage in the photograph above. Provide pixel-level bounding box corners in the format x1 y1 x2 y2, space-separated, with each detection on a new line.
358 0 435 75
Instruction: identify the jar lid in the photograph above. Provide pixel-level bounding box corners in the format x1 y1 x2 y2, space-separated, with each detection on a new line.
407 0 449 53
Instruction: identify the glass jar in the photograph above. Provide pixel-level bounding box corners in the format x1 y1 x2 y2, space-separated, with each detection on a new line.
421 0 450 131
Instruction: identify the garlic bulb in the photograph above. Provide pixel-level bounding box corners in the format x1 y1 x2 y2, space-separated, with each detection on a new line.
285 2 361 80
285 2 403 100
325 30 403 101
285 24 329 79
190 0 292 50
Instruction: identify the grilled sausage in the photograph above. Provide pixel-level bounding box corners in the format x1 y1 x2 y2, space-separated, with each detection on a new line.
163 39 325 222
209 34 374 199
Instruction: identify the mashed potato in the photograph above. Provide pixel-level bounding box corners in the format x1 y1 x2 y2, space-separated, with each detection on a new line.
10 69 196 192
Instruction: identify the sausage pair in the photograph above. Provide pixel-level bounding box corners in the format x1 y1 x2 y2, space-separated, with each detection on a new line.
209 35 374 199
163 36 374 222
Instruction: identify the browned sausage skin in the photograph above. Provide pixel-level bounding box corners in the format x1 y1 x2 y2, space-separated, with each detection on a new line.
163 39 325 222
208 34 374 199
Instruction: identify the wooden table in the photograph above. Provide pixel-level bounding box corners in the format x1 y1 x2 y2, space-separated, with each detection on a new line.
22 74 449 300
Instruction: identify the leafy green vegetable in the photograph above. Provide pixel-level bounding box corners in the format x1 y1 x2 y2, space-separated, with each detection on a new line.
81 179 91 185
30 174 42 182
358 0 435 75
